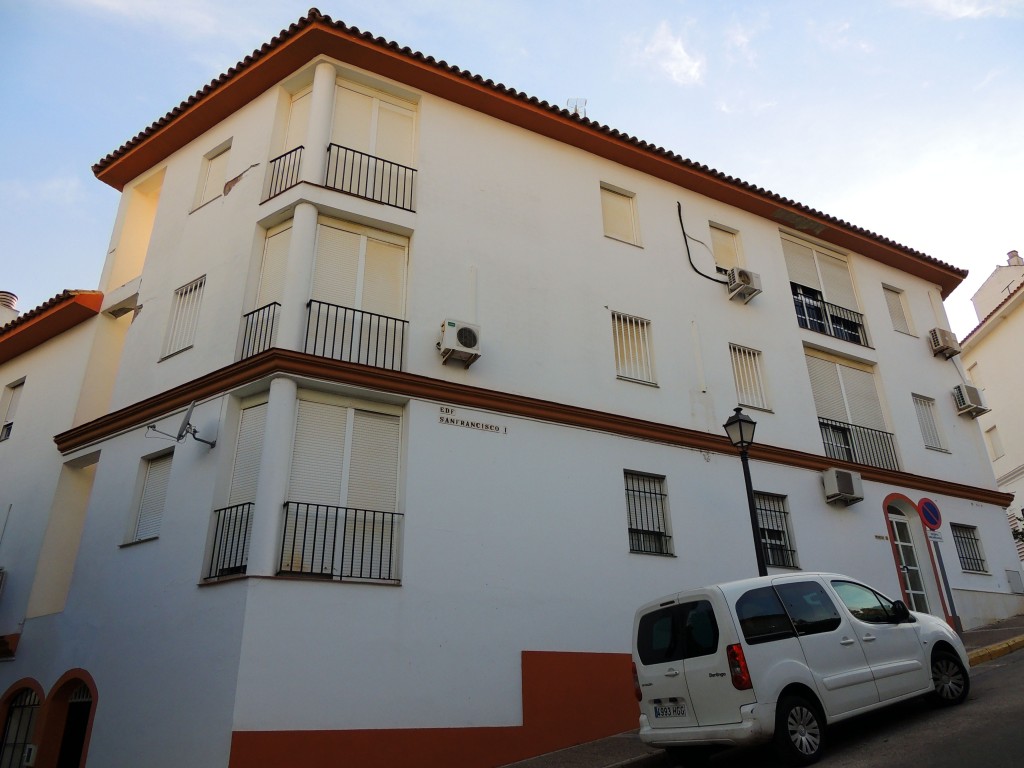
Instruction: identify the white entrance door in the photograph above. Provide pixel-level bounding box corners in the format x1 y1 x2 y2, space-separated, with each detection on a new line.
888 513 929 613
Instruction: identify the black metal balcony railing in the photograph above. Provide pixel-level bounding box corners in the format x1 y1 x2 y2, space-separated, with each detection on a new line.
280 502 403 582
207 503 254 579
241 302 280 358
793 293 868 346
305 300 407 371
818 417 900 471
325 144 416 211
265 146 303 200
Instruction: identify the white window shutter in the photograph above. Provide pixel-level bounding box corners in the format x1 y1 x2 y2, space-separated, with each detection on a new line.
818 253 858 310
601 187 636 243
375 102 415 166
332 86 374 152
839 366 886 431
289 400 347 506
200 149 229 206
710 226 739 271
347 410 400 513
256 226 291 309
284 90 311 152
228 403 267 506
136 454 172 540
361 238 406 319
805 355 847 422
782 239 821 290
312 223 361 308
884 287 911 333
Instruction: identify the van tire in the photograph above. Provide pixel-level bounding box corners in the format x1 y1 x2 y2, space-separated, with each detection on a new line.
774 694 825 765
931 650 970 705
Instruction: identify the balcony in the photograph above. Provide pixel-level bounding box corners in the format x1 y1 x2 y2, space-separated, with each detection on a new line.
206 503 253 579
818 417 899 471
240 302 280 358
265 146 303 200
280 502 403 583
305 300 407 371
325 144 416 211
793 290 868 346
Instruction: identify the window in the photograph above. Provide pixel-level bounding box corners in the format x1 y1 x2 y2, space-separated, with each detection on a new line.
195 142 230 208
612 312 655 384
782 235 866 345
0 381 23 442
735 587 795 645
755 493 797 568
600 185 640 245
951 524 987 572
831 580 902 623
162 276 206 357
636 600 719 665
912 394 944 450
624 471 672 555
984 426 1005 461
883 286 913 334
774 582 842 635
730 344 769 410
0 689 39 768
133 453 172 542
710 224 740 273
967 362 983 389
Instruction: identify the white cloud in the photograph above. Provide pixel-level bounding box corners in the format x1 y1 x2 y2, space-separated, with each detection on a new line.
725 22 760 66
808 20 874 53
893 0 1024 18
637 21 705 86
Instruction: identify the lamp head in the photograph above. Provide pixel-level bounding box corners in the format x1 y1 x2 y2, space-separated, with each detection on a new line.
723 406 757 449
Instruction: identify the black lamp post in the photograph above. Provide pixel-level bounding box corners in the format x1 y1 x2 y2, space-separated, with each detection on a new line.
723 406 767 577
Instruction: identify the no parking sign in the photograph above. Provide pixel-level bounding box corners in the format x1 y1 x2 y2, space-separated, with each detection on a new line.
917 498 942 531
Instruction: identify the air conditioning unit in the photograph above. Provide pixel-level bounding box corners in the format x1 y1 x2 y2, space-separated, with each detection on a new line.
726 268 762 304
928 327 961 359
822 468 864 506
438 319 481 368
952 383 989 418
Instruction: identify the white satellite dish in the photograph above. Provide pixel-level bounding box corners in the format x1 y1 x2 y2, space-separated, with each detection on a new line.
176 401 196 441
146 401 215 448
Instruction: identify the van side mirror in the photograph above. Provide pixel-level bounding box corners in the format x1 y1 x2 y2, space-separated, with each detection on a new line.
891 600 910 623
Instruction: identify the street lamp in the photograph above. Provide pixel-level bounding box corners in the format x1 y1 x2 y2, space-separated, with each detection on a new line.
723 406 767 577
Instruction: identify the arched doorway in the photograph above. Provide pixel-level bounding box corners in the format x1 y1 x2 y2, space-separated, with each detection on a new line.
887 507 930 613
54 684 91 768
0 688 39 768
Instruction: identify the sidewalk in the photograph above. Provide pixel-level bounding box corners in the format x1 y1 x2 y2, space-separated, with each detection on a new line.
505 613 1024 768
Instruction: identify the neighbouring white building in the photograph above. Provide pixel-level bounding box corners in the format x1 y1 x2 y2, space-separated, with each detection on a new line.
1 9 1021 768
961 250 1024 563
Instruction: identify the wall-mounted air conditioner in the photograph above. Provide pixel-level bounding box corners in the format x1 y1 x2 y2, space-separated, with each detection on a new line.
822 468 864 506
438 319 481 368
929 327 961 358
726 268 762 304
952 384 989 418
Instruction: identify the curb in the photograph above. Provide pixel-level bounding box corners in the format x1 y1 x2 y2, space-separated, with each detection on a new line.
968 635 1024 665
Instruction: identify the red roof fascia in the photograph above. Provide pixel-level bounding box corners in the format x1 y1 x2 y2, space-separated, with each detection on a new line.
0 292 103 365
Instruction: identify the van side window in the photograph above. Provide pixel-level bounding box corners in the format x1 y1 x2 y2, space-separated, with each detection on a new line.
775 581 842 635
831 580 898 624
636 600 719 665
736 587 795 645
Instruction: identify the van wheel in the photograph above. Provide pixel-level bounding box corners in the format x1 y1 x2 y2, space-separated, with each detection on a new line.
774 694 825 766
931 650 970 705
663 746 715 767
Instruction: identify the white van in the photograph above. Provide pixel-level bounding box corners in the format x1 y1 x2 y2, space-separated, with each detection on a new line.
632 573 969 765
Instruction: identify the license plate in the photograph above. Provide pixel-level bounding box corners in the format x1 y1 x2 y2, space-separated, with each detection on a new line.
653 703 687 718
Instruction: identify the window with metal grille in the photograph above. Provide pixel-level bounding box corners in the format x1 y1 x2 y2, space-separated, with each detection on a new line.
730 344 769 410
612 312 655 384
624 471 672 555
162 276 206 357
0 688 39 768
951 524 986 572
912 394 944 450
883 286 912 334
755 492 797 568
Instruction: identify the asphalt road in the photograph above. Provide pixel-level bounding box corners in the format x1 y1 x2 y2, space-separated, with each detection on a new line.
671 649 1024 768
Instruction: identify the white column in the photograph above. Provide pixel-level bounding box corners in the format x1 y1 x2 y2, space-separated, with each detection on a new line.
302 60 337 185
276 202 319 351
246 376 297 576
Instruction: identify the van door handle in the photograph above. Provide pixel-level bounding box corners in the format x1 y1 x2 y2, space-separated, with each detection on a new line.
665 668 680 677
840 637 856 646
862 634 877 642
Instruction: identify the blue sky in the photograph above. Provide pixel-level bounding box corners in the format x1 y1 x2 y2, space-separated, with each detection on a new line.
2 0 1021 338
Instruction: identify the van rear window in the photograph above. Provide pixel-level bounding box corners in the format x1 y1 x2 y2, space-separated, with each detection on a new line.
736 587 796 645
637 600 719 665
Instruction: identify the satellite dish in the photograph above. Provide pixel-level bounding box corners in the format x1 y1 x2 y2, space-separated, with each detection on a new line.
176 401 196 441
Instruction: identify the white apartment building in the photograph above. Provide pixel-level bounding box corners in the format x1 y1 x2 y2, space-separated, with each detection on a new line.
1 9 1021 768
961 251 1024 563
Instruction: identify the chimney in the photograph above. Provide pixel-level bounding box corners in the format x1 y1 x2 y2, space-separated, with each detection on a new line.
1008 250 1023 267
0 292 18 327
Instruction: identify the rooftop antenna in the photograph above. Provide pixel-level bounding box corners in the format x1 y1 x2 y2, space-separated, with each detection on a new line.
147 401 216 448
567 98 587 118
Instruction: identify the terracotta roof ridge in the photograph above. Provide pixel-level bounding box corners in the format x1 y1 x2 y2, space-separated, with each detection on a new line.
961 277 1024 344
0 289 102 336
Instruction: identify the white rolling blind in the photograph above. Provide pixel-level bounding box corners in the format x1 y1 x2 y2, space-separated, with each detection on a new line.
375 101 415 166
818 253 858 310
362 238 406 318
710 226 739 271
805 353 884 429
199 149 229 206
229 403 267 505
805 354 848 422
782 239 820 290
135 454 172 541
289 400 347 505
284 90 311 152
884 287 912 333
256 226 291 309
347 410 400 513
312 223 361 308
332 85 375 153
601 187 636 243
842 366 885 431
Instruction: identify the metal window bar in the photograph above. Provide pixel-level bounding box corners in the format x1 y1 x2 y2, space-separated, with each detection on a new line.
304 300 407 371
624 472 671 555
163 276 206 356
206 503 254 579
951 524 986 572
912 395 943 450
792 290 868 346
0 689 39 768
730 344 768 409
817 417 899 471
613 313 655 384
325 144 417 211
280 503 403 582
265 146 303 200
755 493 797 568
240 302 280 358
